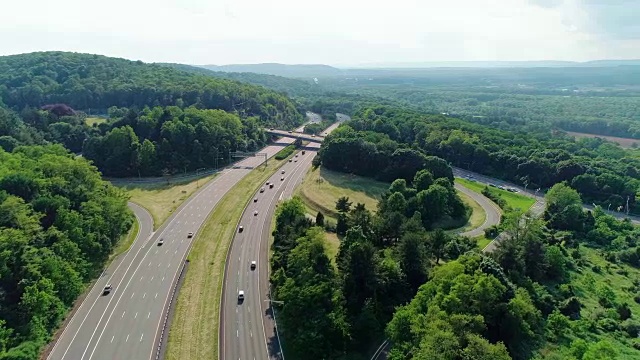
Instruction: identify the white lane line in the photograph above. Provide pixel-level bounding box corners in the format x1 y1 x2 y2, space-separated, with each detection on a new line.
158 263 161 267
121 312 125 318
134 312 138 319
148 262 151 267
165 249 169 254
155 250 158 254
110 336 114 343
143 293 146 299
140 276 144 281
147 312 151 319
140 333 144 342
251 330 253 338
175 250 177 254
126 334 129 342
168 263 171 268
237 330 239 337
162 276 165 282
150 276 154 282
155 293 158 299
130 292 134 299
181 239 184 243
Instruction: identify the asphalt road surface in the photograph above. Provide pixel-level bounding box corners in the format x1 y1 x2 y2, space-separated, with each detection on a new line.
454 182 502 238
221 121 341 360
47 132 302 360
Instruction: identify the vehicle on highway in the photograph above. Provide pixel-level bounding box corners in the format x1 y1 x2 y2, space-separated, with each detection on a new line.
269 183 274 189
250 261 256 270
238 290 245 301
507 187 519 193
281 170 285 174
254 210 258 216
311 134 315 137
238 225 243 233
489 183 497 188
157 238 164 246
266 181 270 186
498 185 506 190
302 150 305 155
254 197 258 202
289 159 292 162
103 285 113 296
294 160 297 162
295 154 298 158
260 187 265 193
281 177 284 181
288 131 292 134
187 232 193 238
270 128 274 130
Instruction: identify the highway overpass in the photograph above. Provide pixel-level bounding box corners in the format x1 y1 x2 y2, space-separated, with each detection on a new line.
265 129 325 143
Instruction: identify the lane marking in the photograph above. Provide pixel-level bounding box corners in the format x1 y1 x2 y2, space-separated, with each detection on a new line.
126 334 129 342
140 333 144 342
110 336 114 343
130 292 134 299
155 293 158 299
121 311 125 318
147 312 151 319
135 312 138 319
143 293 146 299
148 262 151 267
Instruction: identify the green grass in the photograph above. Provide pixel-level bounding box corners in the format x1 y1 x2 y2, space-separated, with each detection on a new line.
456 191 486 232
165 157 287 360
118 174 216 229
536 246 640 358
456 178 535 212
323 231 340 267
297 166 388 219
85 116 107 126
109 217 139 261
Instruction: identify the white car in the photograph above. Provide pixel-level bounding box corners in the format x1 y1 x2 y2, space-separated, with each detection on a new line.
281 177 284 181
157 238 164 246
254 197 258 202
254 210 258 216
260 187 265 193
281 170 285 174
238 225 244 233
250 261 256 270
238 290 245 301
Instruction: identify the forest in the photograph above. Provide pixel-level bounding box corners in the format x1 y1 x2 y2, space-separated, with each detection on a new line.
0 52 308 177
317 105 640 213
0 145 133 359
271 181 640 359
270 162 476 359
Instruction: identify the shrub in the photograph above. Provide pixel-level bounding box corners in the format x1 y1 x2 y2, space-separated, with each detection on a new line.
274 145 295 160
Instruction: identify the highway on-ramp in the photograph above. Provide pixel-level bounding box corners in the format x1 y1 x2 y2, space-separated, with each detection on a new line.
46 131 302 360
221 121 341 360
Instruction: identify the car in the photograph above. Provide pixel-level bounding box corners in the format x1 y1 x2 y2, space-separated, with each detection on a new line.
507 187 519 193
301 150 305 155
269 183 274 189
281 177 284 181
311 134 316 137
103 284 113 296
294 160 297 162
238 290 245 301
288 159 292 162
489 183 497 188
295 154 298 158
270 128 274 130
266 181 270 186
497 185 506 190
238 225 244 233
157 238 164 246
281 170 285 174
260 187 265 193
288 131 292 134
254 197 258 202
187 232 194 238
250 261 257 270
254 210 258 216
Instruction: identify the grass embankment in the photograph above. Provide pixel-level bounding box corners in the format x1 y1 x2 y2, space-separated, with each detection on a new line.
164 158 287 360
456 191 486 233
538 246 640 358
109 217 140 261
119 174 216 229
297 167 388 220
456 178 535 212
85 116 107 126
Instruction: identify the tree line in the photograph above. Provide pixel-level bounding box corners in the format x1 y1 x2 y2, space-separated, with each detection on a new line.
317 106 640 212
0 145 133 359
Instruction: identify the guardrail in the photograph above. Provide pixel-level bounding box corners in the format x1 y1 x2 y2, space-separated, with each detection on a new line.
155 259 189 360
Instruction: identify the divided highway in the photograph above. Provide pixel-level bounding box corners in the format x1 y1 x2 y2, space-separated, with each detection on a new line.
221 121 341 360
47 131 304 360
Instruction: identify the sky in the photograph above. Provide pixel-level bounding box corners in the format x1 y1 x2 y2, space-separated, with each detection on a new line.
1 0 639 66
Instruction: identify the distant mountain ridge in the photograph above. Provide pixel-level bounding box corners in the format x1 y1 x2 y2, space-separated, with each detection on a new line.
199 63 343 78
345 59 640 68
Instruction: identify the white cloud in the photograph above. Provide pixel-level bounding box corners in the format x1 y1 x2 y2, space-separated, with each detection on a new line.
0 0 637 65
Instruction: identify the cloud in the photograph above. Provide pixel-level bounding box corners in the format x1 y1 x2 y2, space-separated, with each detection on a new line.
0 0 637 64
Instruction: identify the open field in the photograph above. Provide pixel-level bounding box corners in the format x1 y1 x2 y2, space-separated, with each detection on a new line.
297 167 388 219
474 235 492 250
456 178 535 212
85 116 107 126
565 131 639 149
164 158 286 360
118 174 216 229
323 231 340 266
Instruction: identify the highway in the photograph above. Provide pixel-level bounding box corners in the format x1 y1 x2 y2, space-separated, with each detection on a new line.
221 121 341 360
46 130 304 360
454 182 502 238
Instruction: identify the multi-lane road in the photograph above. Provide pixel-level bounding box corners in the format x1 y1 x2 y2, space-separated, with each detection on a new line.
47 127 309 360
221 121 341 360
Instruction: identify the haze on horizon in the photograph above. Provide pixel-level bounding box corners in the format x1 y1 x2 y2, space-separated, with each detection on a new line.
1 0 639 66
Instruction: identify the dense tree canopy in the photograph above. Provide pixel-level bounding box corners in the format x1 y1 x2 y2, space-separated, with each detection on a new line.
0 145 132 359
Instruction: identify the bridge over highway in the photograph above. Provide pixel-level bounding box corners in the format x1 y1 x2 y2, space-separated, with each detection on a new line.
265 129 325 143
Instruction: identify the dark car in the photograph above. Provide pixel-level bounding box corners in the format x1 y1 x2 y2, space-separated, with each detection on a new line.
103 285 113 296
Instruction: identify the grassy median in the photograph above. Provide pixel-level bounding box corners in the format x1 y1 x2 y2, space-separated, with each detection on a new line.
119 174 216 229
455 191 486 233
456 178 535 212
164 159 286 360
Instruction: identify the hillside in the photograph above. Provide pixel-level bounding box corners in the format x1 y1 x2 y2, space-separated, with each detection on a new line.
0 52 302 126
